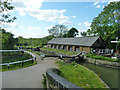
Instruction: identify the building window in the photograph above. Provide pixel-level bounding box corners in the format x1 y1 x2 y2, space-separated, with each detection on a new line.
58 45 62 49
68 46 72 51
55 45 57 49
63 46 67 50
75 46 80 52
51 45 53 48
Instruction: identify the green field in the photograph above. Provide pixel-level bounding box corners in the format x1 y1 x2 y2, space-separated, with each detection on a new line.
55 60 107 88
0 51 37 71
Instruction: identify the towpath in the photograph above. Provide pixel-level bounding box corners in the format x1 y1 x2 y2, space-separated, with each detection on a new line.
2 51 59 88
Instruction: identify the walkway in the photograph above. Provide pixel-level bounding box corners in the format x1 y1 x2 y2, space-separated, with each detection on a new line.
2 52 59 88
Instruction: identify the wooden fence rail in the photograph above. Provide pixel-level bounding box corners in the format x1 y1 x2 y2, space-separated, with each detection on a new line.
0 50 36 69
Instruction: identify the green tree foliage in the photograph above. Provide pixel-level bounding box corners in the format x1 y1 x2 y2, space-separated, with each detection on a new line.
63 27 79 37
0 29 17 49
0 0 17 50
80 31 87 37
87 1 120 49
16 35 54 48
0 0 16 23
67 27 79 37
48 25 68 38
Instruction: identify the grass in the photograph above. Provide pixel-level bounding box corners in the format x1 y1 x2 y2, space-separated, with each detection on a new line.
41 47 78 56
0 51 37 72
1 52 32 63
0 61 37 72
86 53 118 62
24 49 41 56
55 60 107 88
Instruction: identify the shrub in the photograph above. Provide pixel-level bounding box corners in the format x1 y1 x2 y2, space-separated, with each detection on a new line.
86 53 118 62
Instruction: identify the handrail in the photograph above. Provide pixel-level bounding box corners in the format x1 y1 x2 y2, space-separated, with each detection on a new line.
0 50 36 66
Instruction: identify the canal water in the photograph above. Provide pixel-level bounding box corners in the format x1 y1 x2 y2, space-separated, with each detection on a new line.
37 51 119 88
79 62 119 88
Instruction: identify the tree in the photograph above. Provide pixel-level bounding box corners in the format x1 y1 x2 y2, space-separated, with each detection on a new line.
48 25 68 38
67 27 79 37
80 31 87 37
87 1 120 49
1 29 16 49
0 0 17 50
0 0 16 24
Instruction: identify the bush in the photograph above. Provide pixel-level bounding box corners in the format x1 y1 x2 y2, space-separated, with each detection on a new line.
86 53 118 62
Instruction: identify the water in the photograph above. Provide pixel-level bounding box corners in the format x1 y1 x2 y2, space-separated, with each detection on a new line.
37 50 119 88
80 62 119 88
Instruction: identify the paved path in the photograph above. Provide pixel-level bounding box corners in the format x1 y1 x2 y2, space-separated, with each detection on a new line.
2 52 59 88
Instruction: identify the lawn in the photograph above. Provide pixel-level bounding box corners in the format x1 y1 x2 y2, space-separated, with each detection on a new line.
1 51 37 72
41 47 78 56
55 60 107 88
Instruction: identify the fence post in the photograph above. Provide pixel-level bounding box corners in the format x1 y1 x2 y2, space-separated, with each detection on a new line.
32 59 34 64
7 63 9 69
22 61 23 67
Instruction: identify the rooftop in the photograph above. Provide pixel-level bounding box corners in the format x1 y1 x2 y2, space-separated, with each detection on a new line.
47 36 100 47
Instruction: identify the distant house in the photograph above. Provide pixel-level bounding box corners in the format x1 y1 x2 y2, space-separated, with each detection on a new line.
47 36 106 53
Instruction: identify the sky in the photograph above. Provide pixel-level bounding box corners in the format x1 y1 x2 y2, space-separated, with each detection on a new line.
1 0 120 38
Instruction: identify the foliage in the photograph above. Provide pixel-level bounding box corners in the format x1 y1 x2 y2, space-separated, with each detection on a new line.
1 29 17 50
64 27 79 37
16 35 54 47
41 47 78 55
80 31 87 37
1 51 32 63
86 1 120 49
42 74 47 88
48 24 68 38
86 53 118 62
0 0 17 23
55 60 107 88
0 0 17 50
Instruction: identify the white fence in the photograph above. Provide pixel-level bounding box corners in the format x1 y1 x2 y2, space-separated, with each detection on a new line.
0 50 36 68
95 49 114 55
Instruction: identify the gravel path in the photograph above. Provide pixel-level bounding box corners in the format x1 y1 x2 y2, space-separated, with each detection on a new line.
2 52 59 88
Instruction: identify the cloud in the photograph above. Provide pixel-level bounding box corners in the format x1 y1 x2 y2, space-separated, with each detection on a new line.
78 23 82 26
108 0 119 4
94 2 99 6
72 16 76 18
84 21 91 27
95 5 101 8
46 25 54 30
2 22 19 28
28 26 41 30
11 0 71 24
58 20 71 24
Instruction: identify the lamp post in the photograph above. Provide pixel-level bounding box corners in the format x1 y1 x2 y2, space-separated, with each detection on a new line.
111 37 120 58
111 37 120 51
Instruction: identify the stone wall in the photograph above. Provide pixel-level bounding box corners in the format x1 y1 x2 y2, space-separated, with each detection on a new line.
85 57 120 68
46 68 82 89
